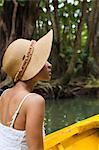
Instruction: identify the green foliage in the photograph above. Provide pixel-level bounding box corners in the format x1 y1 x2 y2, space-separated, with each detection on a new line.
0 0 96 85
85 76 99 88
81 23 88 47
0 0 4 7
52 0 93 78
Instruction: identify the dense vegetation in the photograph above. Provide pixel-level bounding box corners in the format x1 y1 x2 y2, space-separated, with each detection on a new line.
0 0 99 98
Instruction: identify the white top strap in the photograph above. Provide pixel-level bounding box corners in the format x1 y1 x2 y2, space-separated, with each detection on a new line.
10 93 32 128
1 89 10 97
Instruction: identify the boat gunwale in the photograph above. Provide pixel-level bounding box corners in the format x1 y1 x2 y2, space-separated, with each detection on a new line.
44 114 99 149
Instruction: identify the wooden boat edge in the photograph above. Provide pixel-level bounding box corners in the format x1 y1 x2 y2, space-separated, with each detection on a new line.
44 114 99 149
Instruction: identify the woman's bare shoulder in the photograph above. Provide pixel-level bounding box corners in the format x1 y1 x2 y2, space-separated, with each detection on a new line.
31 93 45 102
25 93 45 109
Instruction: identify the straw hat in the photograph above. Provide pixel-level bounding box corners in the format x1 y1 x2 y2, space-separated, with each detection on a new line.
2 29 53 82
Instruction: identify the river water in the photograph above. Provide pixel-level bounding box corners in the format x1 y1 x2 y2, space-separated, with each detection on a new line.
45 97 99 135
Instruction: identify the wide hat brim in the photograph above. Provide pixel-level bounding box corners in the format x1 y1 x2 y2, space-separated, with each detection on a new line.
2 29 53 81
21 29 53 81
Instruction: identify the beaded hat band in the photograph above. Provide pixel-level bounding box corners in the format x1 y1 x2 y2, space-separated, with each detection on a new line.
14 40 36 82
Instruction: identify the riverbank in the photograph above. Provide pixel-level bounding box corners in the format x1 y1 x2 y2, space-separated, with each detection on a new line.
0 77 99 99
33 78 99 100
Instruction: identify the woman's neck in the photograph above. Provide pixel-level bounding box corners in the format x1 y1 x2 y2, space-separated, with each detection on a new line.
14 80 37 93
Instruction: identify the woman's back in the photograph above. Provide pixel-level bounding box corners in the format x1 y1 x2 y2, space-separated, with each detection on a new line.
0 88 29 130
0 82 45 150
0 88 45 150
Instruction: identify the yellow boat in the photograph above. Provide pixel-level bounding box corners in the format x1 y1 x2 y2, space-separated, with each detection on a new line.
44 114 99 150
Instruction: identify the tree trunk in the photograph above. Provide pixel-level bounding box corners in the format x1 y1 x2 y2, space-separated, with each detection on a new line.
0 1 13 70
52 0 64 75
83 0 99 76
45 0 53 30
92 0 99 66
0 0 41 84
22 0 40 39
61 0 87 84
8 0 18 45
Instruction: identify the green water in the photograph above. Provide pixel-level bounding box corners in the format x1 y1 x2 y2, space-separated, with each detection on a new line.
45 97 99 135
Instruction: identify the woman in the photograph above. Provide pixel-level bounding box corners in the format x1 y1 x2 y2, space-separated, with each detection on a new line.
0 29 53 150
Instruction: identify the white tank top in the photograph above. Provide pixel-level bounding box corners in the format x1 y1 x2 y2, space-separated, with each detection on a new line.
0 90 45 150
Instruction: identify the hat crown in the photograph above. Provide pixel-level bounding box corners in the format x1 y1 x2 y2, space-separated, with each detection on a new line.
3 39 31 79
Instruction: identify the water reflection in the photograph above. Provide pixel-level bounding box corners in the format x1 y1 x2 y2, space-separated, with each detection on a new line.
45 97 99 134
